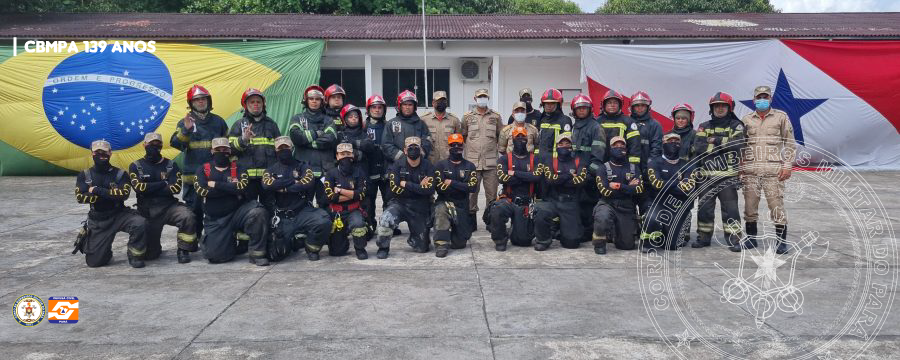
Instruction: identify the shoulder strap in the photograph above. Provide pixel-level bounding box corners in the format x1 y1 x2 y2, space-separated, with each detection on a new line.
230 161 238 179
507 153 513 171
135 159 145 178
83 169 93 185
629 163 637 178
604 162 613 178
164 159 174 176
528 154 536 197
115 169 126 183
204 163 211 178
575 157 580 169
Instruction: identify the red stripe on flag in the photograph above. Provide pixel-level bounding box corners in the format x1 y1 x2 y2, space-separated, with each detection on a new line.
586 77 675 132
782 39 900 134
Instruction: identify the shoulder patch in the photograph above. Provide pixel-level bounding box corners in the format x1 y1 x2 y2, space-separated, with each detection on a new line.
735 124 744 131
630 123 638 130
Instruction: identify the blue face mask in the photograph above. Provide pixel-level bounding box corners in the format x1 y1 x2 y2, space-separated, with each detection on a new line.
754 98 771 111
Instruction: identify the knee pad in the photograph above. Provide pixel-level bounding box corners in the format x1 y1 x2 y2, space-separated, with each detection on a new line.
376 226 393 237
350 227 368 238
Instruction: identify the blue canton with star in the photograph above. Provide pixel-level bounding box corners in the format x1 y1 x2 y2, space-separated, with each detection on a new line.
740 69 827 146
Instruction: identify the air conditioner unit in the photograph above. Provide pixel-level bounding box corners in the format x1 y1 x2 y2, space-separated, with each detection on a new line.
458 58 489 83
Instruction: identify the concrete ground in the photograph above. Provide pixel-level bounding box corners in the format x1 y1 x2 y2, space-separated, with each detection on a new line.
0 171 898 359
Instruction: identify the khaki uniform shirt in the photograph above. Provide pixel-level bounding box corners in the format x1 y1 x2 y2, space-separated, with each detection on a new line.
741 109 796 176
461 108 503 170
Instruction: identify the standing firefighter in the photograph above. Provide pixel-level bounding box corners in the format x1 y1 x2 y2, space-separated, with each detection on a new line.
382 90 433 178
491 127 541 250
364 95 389 236
570 93 607 243
74 140 148 268
692 92 746 249
597 90 641 166
129 133 197 263
375 136 435 259
289 85 338 208
195 138 270 265
535 88 572 158
667 103 698 245
640 133 696 252
422 90 462 165
336 104 378 173
592 136 645 254
324 143 370 259
170 84 228 241
262 136 331 261
324 84 346 130
462 88 503 229
227 88 281 213
506 88 542 127
630 91 663 219
734 85 796 254
432 134 478 257
533 133 588 251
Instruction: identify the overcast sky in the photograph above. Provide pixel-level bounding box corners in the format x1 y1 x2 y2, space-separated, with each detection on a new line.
573 0 900 13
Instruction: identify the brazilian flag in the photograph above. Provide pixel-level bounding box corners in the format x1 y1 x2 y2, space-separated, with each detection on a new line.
0 40 324 175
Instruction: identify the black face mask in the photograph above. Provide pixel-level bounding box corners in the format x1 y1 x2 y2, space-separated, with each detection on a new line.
145 145 162 163
449 146 463 161
213 152 230 167
513 138 528 155
557 147 572 160
93 154 110 171
406 146 421 160
435 101 448 113
277 149 293 164
663 143 681 159
338 157 354 174
610 147 627 163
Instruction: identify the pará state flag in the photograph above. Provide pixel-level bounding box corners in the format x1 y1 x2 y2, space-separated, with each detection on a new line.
581 40 900 168
0 40 323 175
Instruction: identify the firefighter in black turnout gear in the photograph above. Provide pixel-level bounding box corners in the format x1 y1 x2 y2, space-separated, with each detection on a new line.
490 127 540 250
432 134 478 258
324 143 370 259
170 84 228 241
570 93 607 243
535 88 573 159
262 136 332 261
382 90 433 169
534 133 588 250
375 136 435 259
364 95 389 236
692 92 746 249
195 138 270 265
129 133 197 263
336 104 378 175
592 136 644 254
629 91 663 219
324 84 346 130
227 88 281 214
597 90 641 166
75 140 148 268
289 85 338 209
640 133 697 252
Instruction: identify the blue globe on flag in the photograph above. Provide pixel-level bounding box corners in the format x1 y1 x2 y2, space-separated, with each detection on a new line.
42 50 173 150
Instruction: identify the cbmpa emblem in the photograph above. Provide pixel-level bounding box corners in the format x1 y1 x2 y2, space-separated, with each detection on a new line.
13 294 46 327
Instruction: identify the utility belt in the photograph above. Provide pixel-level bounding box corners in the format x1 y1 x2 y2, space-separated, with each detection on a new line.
88 205 124 221
274 201 310 219
501 195 532 207
329 201 361 213
550 193 577 202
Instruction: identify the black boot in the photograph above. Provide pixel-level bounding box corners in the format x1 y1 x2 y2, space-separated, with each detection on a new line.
128 253 145 268
731 222 758 252
307 251 320 261
249 256 269 266
393 228 402 236
177 249 191 264
775 224 789 254
495 243 507 252
435 245 449 258
470 212 478 231
534 242 549 251
356 249 368 260
376 247 389 259
692 232 711 248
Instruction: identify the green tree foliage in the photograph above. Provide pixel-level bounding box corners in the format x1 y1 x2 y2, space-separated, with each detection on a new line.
4 0 583 14
597 0 776 14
